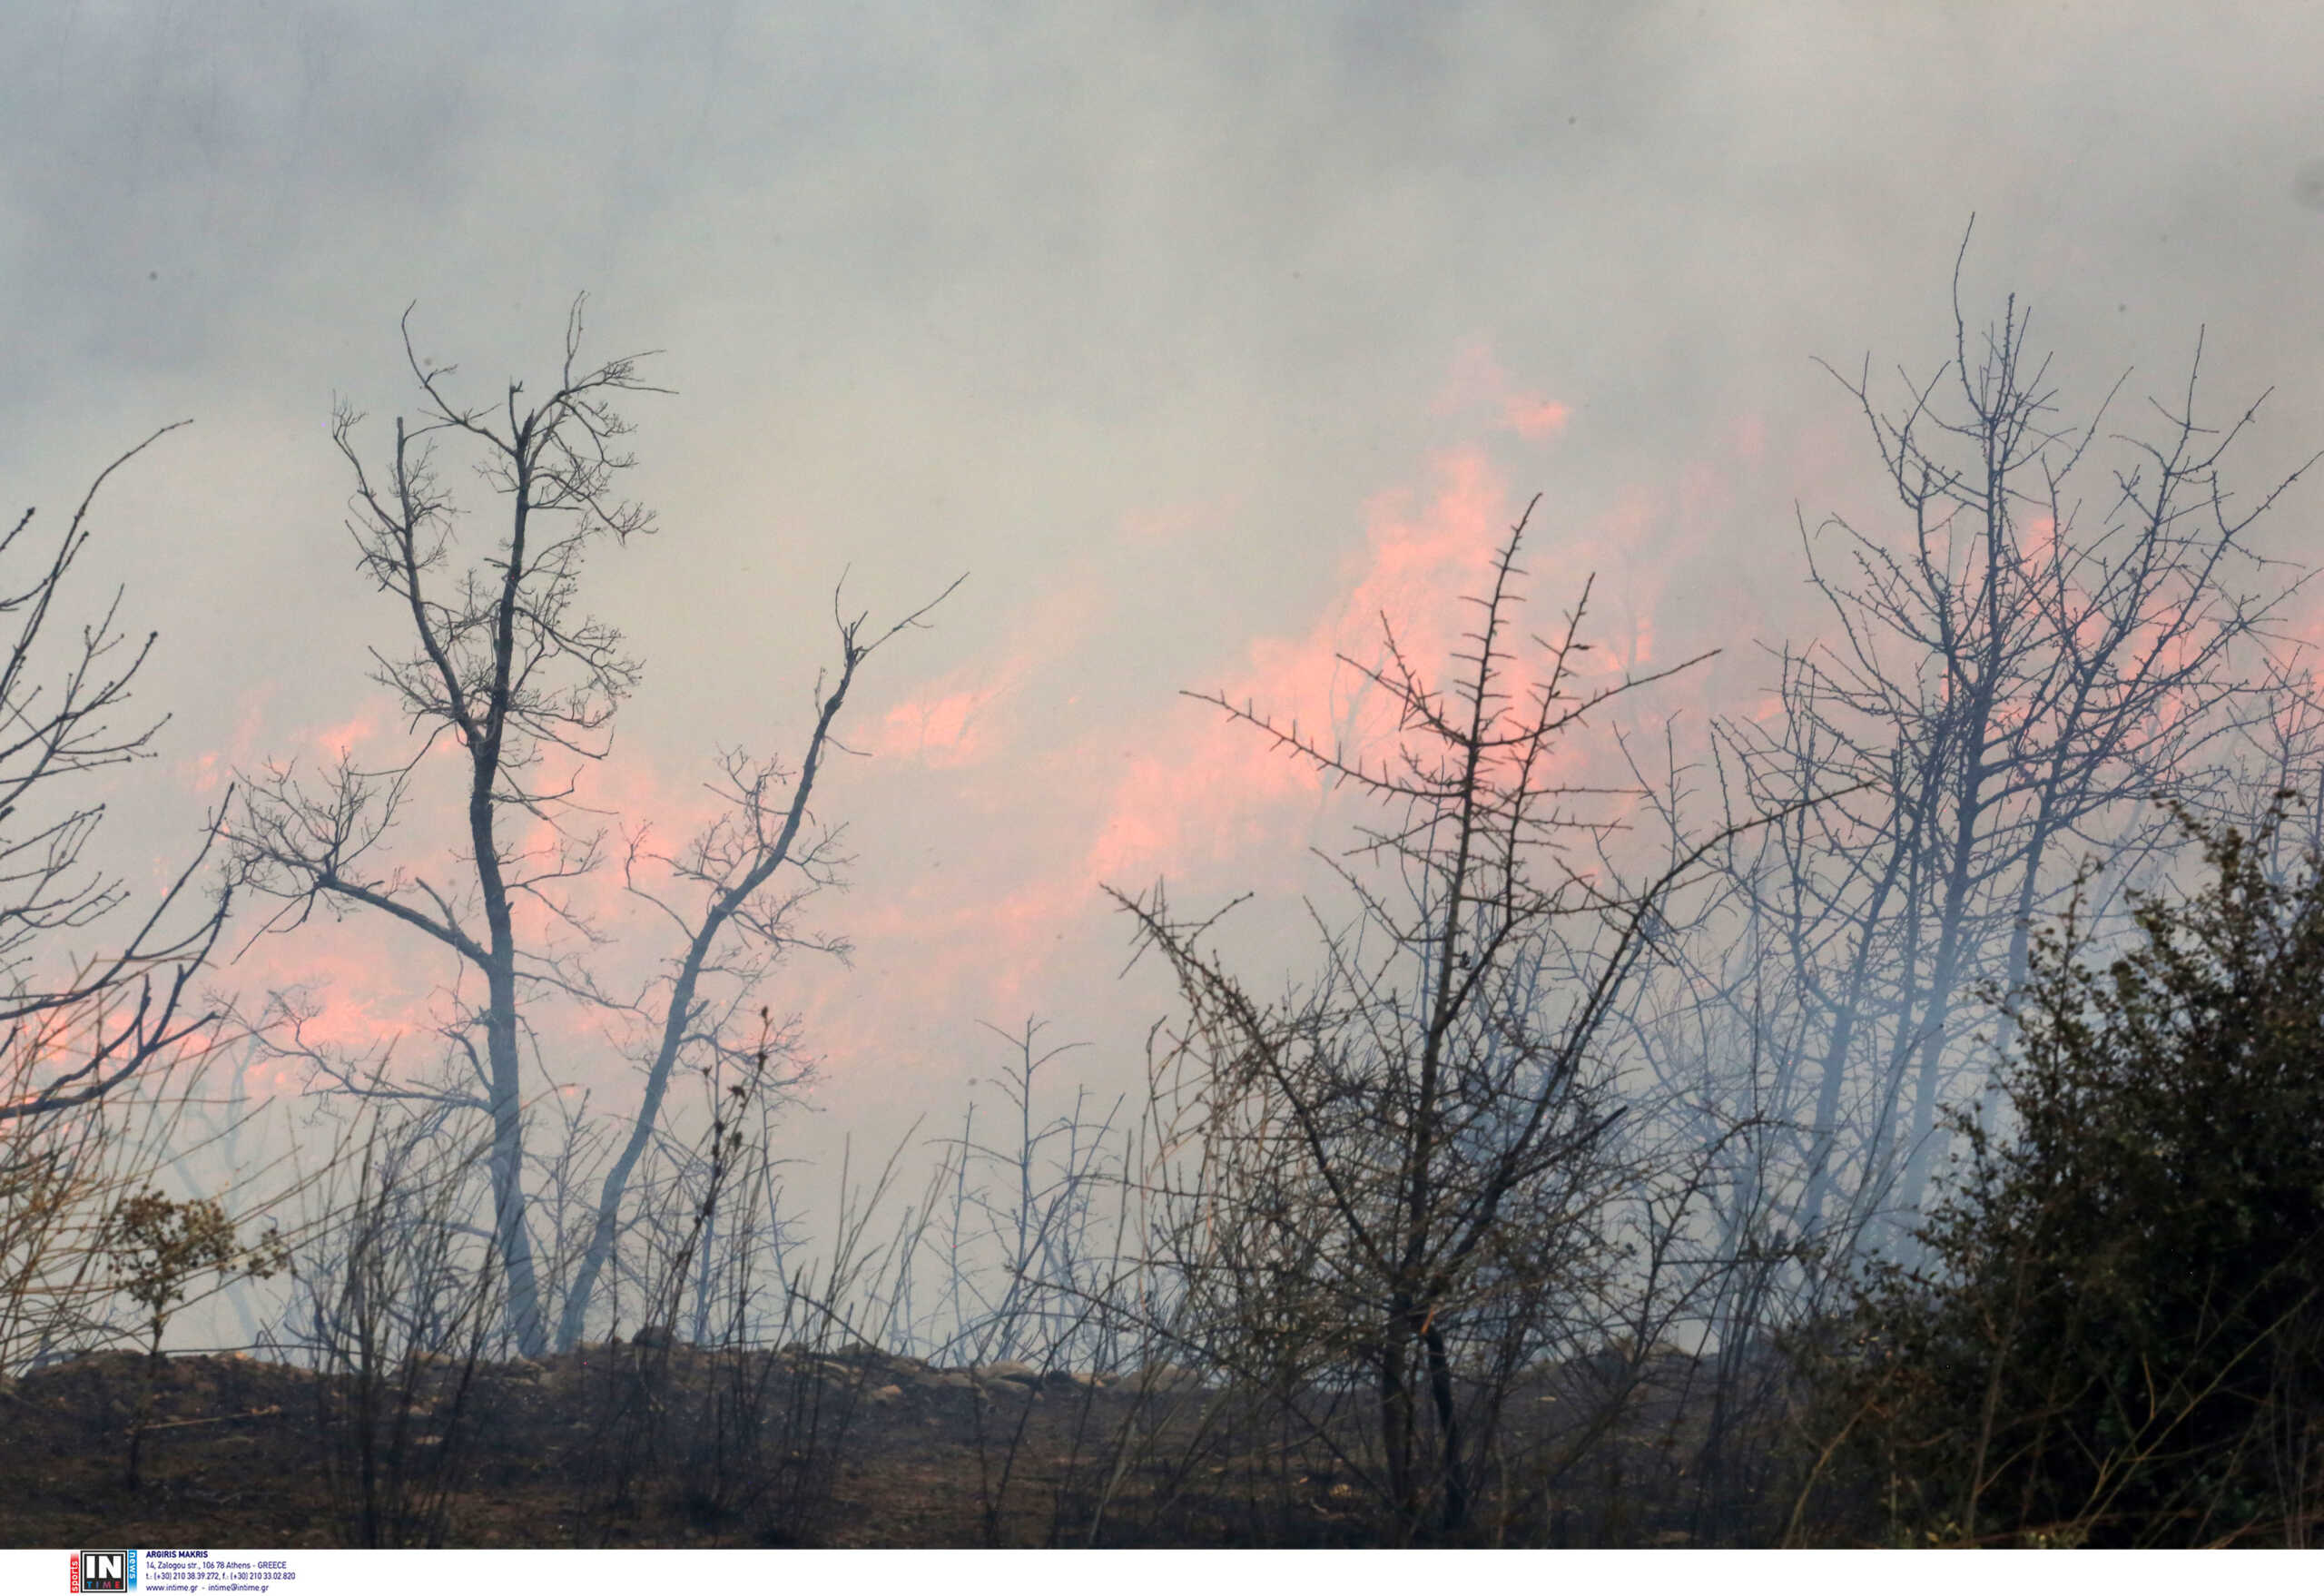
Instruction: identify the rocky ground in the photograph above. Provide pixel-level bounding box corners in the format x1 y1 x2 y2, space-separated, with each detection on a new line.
0 1341 1336 1548
0 1337 1757 1547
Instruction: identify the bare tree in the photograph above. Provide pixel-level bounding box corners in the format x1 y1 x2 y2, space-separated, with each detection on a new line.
1692 232 2318 1274
555 586 958 1353
0 426 233 1126
1114 500 1769 1536
236 300 957 1356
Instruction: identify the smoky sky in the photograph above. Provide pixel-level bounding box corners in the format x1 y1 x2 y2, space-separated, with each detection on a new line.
5 1 2324 1155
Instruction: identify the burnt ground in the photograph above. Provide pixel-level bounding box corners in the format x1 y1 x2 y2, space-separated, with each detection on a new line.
0 1345 1313 1548
0 1343 1783 1548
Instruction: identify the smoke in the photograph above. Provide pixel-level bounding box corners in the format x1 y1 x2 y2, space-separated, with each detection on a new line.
0 0 2319 1174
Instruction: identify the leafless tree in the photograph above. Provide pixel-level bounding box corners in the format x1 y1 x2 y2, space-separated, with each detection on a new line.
552 578 957 1352
1689 232 2318 1280
1113 499 1787 1536
236 300 958 1355
0 425 234 1128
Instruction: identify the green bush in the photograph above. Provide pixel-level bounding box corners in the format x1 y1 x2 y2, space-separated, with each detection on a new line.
1804 805 2324 1546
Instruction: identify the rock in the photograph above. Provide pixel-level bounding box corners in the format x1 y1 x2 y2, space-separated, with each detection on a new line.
972 1360 1039 1384
1133 1364 1206 1393
867 1383 904 1404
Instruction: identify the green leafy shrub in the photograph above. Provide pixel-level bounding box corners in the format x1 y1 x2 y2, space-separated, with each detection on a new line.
103 1187 290 1489
1801 805 2324 1546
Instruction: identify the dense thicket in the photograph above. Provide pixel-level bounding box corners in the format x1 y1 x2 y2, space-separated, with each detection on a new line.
1803 805 2324 1546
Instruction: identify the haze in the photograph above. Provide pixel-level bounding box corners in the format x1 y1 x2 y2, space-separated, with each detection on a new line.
6 0 2323 1165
